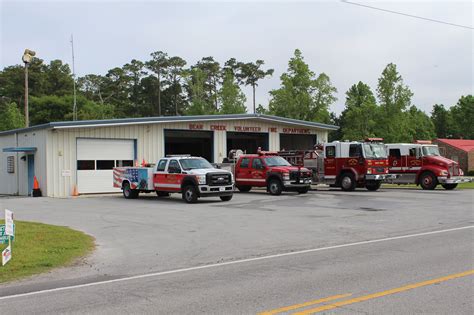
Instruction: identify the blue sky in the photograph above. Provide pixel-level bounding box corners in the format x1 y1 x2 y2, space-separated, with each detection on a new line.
1 0 472 114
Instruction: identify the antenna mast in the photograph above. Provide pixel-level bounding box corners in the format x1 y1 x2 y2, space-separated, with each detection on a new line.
71 34 77 121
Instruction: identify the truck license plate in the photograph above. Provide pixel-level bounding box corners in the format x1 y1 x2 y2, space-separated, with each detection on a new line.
219 187 225 192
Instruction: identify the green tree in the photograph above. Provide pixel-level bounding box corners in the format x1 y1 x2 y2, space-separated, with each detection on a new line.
0 102 25 131
340 82 378 140
430 104 454 138
451 95 474 139
146 51 169 116
255 104 268 114
406 106 436 141
166 56 187 115
185 68 215 115
237 60 274 113
268 49 336 123
219 71 247 114
43 60 74 96
376 63 413 142
194 56 221 110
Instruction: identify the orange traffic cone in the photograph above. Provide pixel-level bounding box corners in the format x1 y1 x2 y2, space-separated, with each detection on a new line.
72 184 79 197
141 159 147 167
32 176 42 197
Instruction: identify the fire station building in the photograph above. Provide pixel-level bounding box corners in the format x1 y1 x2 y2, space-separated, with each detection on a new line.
0 114 337 197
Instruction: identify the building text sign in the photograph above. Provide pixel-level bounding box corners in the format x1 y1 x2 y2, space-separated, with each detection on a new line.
282 128 311 134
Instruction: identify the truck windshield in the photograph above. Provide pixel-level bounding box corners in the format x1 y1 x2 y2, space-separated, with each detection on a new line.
422 145 440 156
264 156 291 167
180 158 213 170
363 143 387 159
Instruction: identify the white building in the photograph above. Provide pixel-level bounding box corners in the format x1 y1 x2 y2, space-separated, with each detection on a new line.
0 114 337 197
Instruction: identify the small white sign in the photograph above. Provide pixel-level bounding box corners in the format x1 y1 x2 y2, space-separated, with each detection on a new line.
2 245 11 266
5 209 13 236
62 170 72 177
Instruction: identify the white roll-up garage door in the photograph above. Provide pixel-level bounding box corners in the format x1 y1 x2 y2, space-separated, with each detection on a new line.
77 138 135 193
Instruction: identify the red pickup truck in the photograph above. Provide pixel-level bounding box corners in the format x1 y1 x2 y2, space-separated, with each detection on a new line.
233 151 312 195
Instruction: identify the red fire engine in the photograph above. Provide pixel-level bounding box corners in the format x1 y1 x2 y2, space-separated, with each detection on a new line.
385 141 471 190
279 139 394 191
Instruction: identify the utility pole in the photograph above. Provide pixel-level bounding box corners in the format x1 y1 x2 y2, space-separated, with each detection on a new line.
71 34 77 121
22 49 36 127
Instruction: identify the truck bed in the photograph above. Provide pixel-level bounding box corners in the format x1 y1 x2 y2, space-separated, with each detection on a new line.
113 167 155 191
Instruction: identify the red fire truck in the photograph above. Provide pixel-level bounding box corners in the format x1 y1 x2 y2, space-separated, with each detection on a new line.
279 139 394 191
228 151 312 195
113 156 234 203
385 141 470 190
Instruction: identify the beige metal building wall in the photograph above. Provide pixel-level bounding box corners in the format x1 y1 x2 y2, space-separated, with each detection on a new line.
46 118 329 197
0 129 47 196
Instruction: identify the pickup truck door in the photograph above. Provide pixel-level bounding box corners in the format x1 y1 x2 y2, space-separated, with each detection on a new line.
154 159 169 190
236 157 251 185
165 159 183 191
250 158 266 187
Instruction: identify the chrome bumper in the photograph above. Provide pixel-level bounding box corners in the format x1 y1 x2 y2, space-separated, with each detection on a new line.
198 184 234 194
365 174 397 180
283 179 312 187
437 176 472 184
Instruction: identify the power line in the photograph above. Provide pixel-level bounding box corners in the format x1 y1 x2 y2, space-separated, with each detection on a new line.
341 0 473 30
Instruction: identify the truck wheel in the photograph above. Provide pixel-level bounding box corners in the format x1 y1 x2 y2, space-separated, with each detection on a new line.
441 184 458 190
237 185 252 192
340 173 356 191
123 182 139 199
268 179 283 196
220 195 233 202
420 172 438 190
182 185 198 203
365 181 382 191
156 191 170 197
297 187 310 194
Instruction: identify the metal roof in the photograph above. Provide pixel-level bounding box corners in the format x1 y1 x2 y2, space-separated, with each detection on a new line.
2 147 37 153
0 114 338 136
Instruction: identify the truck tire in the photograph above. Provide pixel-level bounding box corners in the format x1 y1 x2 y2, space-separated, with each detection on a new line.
441 183 458 190
220 195 233 202
268 179 283 196
237 185 252 192
365 181 382 191
123 182 139 199
297 187 310 194
156 191 170 197
419 172 438 190
182 185 198 203
340 173 356 191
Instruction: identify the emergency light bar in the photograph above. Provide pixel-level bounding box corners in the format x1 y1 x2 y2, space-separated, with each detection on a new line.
414 140 432 144
365 138 384 142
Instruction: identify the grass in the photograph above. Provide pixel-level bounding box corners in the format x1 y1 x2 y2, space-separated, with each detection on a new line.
382 181 474 190
0 220 94 284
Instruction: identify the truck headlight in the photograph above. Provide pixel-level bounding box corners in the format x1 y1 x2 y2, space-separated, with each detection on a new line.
439 170 448 176
367 169 372 174
196 175 206 185
283 172 290 181
459 169 464 176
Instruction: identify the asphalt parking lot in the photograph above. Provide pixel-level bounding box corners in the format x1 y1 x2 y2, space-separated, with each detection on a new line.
0 188 473 313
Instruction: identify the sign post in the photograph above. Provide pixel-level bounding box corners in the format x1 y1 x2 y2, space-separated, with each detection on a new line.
2 209 14 266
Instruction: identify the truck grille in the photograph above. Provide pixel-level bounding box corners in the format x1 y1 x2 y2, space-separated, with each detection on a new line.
449 164 460 176
207 173 232 186
289 170 312 182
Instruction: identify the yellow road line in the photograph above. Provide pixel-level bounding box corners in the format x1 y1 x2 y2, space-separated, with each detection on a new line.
292 269 474 315
257 293 352 315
